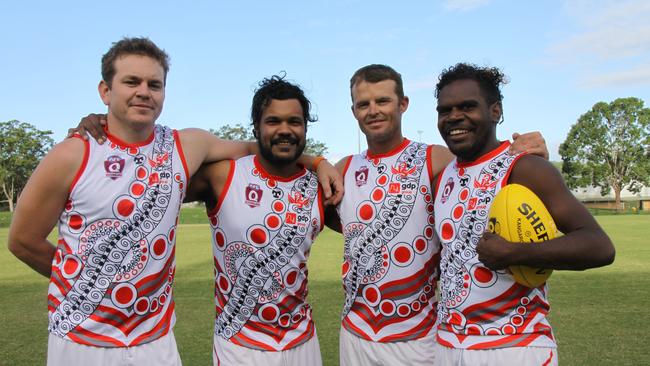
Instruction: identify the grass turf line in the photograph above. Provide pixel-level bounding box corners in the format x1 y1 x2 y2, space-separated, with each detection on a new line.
0 211 648 365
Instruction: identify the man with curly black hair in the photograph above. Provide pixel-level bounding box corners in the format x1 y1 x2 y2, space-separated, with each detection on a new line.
432 63 614 365
186 75 337 366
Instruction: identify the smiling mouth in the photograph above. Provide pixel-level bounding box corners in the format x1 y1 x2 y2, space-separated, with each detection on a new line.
272 140 297 147
131 104 154 110
447 128 471 137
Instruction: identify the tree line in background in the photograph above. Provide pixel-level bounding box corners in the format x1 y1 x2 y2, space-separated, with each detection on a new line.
0 120 53 212
560 97 650 210
0 121 328 212
1 99 648 212
210 123 329 156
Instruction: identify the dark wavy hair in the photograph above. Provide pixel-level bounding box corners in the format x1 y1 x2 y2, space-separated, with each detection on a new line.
435 63 508 105
101 37 170 87
250 73 317 130
349 64 404 101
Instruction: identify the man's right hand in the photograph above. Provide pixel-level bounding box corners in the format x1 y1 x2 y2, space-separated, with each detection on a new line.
67 113 108 143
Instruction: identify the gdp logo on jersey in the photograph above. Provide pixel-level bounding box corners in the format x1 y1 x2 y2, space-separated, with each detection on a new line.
245 184 263 208
104 155 125 180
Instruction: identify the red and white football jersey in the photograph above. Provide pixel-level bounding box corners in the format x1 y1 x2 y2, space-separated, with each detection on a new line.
209 155 323 351
50 125 188 347
337 139 440 342
433 141 556 350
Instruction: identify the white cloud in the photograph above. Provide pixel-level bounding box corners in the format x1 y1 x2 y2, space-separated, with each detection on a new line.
579 62 650 88
545 0 650 87
443 0 491 12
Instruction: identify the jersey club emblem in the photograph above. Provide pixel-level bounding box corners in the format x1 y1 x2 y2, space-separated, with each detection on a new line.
441 177 454 204
355 166 369 187
104 155 125 180
245 184 263 208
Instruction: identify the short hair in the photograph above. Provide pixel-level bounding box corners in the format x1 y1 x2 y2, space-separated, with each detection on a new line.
101 37 170 87
435 63 507 105
250 74 317 129
349 64 404 101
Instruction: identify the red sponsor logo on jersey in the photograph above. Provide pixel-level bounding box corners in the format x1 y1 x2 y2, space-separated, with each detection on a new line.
441 177 455 204
468 197 478 210
149 172 160 185
288 192 309 209
148 152 169 168
104 155 125 179
245 184 263 208
391 162 416 177
286 212 297 224
389 182 401 194
355 166 369 187
473 174 497 191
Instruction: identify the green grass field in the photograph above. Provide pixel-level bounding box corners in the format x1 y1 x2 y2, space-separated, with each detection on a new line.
1 211 648 365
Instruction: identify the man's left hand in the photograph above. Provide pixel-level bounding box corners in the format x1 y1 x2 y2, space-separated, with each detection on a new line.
509 132 548 160
477 231 515 270
316 160 344 206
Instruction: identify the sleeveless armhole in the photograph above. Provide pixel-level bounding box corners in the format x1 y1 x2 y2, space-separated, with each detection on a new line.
69 136 90 193
426 145 434 184
207 160 236 217
173 130 190 189
433 164 447 202
503 152 527 187
341 155 354 177
317 185 325 232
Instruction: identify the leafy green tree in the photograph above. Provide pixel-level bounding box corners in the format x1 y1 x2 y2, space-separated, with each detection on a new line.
559 97 650 210
0 120 54 211
210 123 253 141
211 123 329 156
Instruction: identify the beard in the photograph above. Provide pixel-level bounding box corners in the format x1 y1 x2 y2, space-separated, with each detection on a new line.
257 136 306 166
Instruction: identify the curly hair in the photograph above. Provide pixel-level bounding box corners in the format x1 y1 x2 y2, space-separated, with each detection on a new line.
101 37 170 88
435 63 508 105
250 73 317 130
349 64 404 101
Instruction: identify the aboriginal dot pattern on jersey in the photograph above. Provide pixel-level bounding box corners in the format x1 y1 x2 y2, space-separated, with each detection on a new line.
49 126 176 338
341 142 427 317
438 152 517 318
214 172 319 339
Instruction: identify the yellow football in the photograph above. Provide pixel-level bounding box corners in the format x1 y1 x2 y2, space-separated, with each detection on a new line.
487 184 557 288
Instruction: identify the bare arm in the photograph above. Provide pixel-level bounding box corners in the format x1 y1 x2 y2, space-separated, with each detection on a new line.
477 154 615 270
429 144 455 179
184 160 233 213
323 156 349 233
8 138 85 277
68 117 344 204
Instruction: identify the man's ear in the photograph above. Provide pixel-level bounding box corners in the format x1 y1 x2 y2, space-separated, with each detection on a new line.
399 96 410 113
491 102 503 124
98 80 111 106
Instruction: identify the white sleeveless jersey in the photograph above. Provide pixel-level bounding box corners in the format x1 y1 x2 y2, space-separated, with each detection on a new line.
49 125 187 347
433 141 556 349
209 155 323 351
337 139 440 342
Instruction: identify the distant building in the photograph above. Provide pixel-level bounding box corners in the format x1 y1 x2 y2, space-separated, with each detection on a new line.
573 186 650 211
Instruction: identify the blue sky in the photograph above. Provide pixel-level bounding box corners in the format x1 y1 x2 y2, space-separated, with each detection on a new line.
2 0 649 161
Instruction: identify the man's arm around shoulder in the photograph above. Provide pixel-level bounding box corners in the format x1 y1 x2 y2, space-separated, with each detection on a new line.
8 137 86 278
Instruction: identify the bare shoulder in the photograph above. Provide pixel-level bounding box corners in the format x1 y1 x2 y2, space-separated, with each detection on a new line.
334 155 352 174
41 137 87 173
509 154 559 183
429 144 454 177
